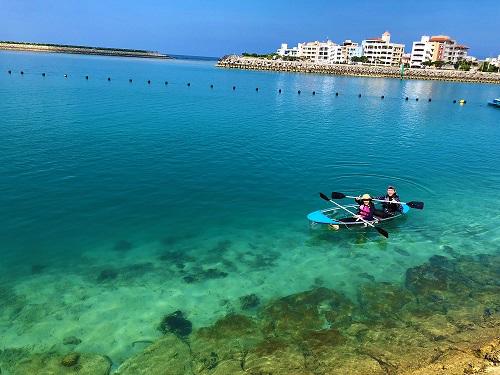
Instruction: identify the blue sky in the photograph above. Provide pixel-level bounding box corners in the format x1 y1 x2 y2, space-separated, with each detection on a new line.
1 0 498 58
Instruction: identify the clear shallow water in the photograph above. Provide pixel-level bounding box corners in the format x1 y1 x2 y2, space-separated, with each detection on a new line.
0 51 499 365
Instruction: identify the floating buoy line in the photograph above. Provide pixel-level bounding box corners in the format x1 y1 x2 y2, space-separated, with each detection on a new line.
4 69 469 104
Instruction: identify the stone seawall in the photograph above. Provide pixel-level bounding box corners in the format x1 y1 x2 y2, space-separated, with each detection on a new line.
217 56 500 84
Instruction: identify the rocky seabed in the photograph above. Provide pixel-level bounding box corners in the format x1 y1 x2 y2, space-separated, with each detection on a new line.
0 253 499 375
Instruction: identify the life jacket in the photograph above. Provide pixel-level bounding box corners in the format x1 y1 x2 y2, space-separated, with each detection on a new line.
383 194 402 212
359 203 374 220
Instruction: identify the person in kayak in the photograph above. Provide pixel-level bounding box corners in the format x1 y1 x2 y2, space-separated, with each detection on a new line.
328 194 375 230
373 186 402 218
338 193 375 223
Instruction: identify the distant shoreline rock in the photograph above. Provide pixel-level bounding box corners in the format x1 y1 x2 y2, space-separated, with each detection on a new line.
0 41 170 59
217 55 500 84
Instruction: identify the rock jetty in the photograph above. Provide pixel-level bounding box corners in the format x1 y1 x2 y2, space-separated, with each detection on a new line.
0 41 170 59
217 55 500 84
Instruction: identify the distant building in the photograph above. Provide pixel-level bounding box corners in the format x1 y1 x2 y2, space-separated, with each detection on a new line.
276 43 299 57
429 35 468 64
361 32 405 66
410 35 468 67
484 55 500 68
410 36 438 68
277 40 343 64
297 40 342 63
341 40 362 63
401 53 411 66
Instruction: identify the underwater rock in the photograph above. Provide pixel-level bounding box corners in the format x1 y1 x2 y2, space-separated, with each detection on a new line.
158 310 192 339
115 334 191 375
97 268 118 282
200 351 218 371
191 314 261 373
405 261 450 295
61 352 80 366
244 343 310 375
262 287 355 338
301 328 346 351
240 293 260 310
113 240 133 252
475 338 500 364
1 351 111 374
454 254 500 289
63 336 82 345
196 314 257 341
358 282 413 319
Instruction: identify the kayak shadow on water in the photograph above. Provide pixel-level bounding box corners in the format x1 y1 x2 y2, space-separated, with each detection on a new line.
306 214 410 246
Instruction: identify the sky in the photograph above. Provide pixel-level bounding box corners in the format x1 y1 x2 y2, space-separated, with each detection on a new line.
1 0 499 58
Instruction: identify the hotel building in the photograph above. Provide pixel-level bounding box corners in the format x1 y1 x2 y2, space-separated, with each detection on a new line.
277 40 343 64
410 35 469 67
361 32 405 66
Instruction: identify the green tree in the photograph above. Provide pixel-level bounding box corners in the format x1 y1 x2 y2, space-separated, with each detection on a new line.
351 56 368 63
432 60 445 68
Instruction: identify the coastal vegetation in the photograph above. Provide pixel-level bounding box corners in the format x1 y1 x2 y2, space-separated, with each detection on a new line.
479 61 500 72
351 56 369 63
242 52 277 59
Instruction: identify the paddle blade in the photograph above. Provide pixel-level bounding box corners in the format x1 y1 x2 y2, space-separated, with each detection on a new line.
319 192 330 201
407 201 424 210
375 227 389 238
331 192 346 199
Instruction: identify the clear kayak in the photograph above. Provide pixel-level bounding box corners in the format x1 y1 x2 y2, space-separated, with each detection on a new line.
307 203 410 227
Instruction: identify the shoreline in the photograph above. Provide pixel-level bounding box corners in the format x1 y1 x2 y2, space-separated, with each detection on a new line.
217 55 500 84
0 41 170 59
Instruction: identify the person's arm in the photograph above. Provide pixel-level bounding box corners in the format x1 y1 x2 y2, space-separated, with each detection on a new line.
392 196 403 211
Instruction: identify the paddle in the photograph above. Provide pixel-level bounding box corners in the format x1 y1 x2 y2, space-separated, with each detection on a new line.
331 192 424 210
319 193 389 238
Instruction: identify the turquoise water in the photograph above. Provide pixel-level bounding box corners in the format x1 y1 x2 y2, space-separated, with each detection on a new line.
1 51 499 366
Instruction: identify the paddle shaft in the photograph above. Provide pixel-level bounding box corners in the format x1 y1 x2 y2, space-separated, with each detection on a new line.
343 195 407 206
327 199 378 229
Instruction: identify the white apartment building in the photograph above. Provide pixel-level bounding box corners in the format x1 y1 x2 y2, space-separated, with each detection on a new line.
277 40 343 64
276 43 299 57
361 32 405 66
410 36 437 68
484 55 500 68
410 35 468 67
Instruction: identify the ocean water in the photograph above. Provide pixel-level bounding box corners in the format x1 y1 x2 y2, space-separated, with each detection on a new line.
0 51 499 368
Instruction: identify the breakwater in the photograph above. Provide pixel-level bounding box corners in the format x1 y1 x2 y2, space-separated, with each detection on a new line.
0 41 170 59
217 55 500 84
